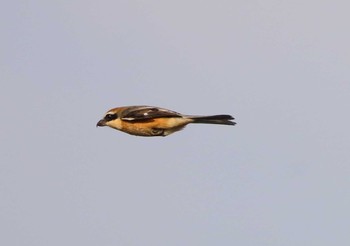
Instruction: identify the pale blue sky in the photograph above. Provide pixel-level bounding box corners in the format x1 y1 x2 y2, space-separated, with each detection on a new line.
1 1 350 245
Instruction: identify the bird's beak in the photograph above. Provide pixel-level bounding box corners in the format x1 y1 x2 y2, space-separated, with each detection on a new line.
96 119 106 127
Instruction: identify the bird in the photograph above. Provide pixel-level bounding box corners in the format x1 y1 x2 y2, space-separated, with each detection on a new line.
96 105 236 137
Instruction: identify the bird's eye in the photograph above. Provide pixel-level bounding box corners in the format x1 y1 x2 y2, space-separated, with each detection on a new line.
105 113 116 120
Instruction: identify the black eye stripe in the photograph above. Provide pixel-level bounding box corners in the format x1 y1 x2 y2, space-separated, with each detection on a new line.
105 114 118 121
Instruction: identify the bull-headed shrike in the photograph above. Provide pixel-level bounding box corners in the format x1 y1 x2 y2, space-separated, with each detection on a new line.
97 105 236 137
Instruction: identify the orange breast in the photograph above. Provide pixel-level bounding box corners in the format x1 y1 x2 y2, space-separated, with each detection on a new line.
120 118 192 136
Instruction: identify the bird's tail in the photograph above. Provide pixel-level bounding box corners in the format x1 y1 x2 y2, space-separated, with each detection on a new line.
188 115 236 126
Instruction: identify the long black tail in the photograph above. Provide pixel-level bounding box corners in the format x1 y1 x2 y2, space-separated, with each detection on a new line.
189 115 236 126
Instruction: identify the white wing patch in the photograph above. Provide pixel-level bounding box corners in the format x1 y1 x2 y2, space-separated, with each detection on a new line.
122 117 136 121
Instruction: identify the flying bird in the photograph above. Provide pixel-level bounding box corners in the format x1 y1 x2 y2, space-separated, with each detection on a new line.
97 105 236 137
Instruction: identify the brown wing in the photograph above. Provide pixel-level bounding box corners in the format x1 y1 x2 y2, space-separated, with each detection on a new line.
120 106 182 121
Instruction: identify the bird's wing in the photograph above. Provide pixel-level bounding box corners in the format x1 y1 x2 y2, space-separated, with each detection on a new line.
121 106 182 121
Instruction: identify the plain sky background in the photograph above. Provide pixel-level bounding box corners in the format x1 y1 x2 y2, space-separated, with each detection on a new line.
1 1 350 245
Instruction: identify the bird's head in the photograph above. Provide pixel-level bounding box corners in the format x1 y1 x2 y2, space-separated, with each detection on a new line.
96 109 120 128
